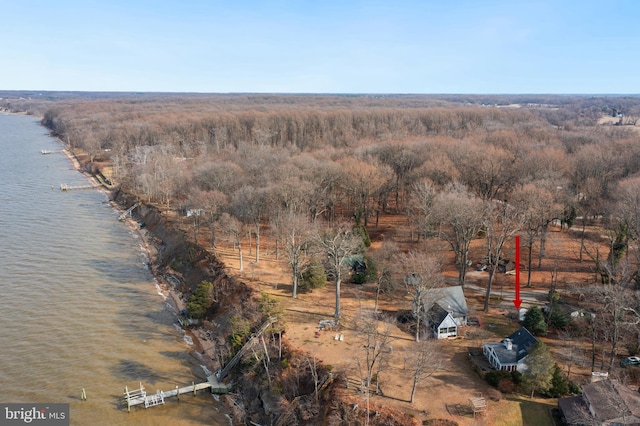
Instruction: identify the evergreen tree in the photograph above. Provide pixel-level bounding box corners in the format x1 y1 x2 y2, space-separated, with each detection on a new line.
300 257 327 291
522 342 555 398
523 306 547 336
547 363 569 397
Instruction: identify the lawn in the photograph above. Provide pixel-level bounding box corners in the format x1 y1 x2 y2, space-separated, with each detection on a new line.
491 395 556 426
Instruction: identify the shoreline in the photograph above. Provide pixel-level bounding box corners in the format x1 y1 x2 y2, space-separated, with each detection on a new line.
61 143 219 378
111 201 219 376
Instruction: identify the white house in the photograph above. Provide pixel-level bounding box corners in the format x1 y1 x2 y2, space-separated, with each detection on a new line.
483 327 538 372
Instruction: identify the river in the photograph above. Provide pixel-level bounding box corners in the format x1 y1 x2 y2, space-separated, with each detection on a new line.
0 114 227 425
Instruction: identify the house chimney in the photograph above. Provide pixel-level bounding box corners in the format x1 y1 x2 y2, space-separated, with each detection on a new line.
504 338 513 351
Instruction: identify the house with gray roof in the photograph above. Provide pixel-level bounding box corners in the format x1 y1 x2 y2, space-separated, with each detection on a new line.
427 285 469 339
483 327 538 372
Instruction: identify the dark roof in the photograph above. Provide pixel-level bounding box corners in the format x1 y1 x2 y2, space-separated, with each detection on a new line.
485 327 538 366
507 327 538 360
427 304 450 327
558 395 589 425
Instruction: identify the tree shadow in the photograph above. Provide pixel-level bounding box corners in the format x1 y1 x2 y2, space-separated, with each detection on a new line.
113 359 171 385
504 394 555 426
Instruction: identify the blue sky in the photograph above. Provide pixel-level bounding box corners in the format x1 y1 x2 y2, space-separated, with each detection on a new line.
2 0 639 93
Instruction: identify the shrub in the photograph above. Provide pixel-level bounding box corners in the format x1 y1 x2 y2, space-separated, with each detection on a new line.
485 387 502 401
625 341 640 356
186 280 213 319
352 255 378 284
498 378 516 393
229 315 251 352
568 381 582 395
548 290 560 303
486 370 512 387
511 370 523 384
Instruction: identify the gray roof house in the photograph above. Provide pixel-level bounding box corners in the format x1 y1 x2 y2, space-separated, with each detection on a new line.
427 286 469 339
559 379 640 425
483 327 538 372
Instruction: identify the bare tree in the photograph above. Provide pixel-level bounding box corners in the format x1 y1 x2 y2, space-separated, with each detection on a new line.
453 143 520 200
583 280 640 372
407 180 437 241
340 157 390 227
218 212 244 271
298 156 345 223
232 186 270 263
369 240 400 315
317 222 361 318
186 189 227 247
375 143 424 212
432 183 486 287
483 199 526 312
400 251 445 342
409 338 443 404
511 183 561 287
283 213 315 298
352 309 395 426
558 328 587 381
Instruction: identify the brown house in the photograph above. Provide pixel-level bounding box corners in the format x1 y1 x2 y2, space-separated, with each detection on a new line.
559 379 640 425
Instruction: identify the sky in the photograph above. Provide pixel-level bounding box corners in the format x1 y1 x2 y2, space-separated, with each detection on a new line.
2 0 639 94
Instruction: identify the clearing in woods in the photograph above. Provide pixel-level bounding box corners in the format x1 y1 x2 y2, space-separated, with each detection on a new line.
210 213 605 425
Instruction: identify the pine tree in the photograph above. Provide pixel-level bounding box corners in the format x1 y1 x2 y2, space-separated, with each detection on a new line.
547 363 569 397
523 306 547 336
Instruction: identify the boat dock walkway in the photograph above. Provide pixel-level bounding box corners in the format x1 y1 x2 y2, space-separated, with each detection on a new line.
124 375 228 411
118 202 139 221
60 183 97 191
124 317 278 411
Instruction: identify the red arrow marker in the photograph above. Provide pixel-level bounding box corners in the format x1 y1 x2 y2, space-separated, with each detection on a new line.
513 235 522 310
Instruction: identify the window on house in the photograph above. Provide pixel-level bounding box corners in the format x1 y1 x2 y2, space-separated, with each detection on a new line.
447 327 456 333
439 327 447 334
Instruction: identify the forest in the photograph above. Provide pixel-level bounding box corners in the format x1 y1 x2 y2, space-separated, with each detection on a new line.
4 93 640 424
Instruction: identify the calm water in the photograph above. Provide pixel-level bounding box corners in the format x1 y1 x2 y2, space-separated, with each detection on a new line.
0 114 227 425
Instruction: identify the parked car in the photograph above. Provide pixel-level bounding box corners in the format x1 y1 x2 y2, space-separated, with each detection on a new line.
620 356 640 367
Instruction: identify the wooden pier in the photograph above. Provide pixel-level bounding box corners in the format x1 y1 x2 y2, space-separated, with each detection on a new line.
123 317 278 411
60 183 96 191
123 375 228 411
